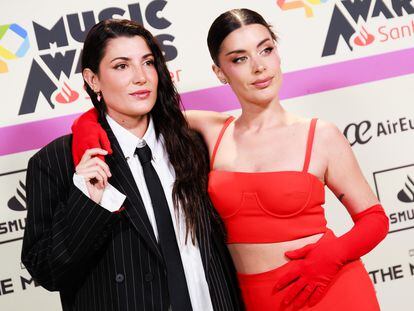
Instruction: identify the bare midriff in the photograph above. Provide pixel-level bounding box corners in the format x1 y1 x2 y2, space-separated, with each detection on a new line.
227 233 324 274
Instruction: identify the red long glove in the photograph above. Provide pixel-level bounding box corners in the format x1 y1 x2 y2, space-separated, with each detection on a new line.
276 204 389 310
71 108 112 166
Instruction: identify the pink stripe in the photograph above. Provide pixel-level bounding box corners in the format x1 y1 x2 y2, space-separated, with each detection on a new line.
2 47 414 156
1 113 81 156
181 47 414 111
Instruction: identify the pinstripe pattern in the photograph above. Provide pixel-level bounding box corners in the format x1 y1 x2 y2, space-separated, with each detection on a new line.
22 128 244 310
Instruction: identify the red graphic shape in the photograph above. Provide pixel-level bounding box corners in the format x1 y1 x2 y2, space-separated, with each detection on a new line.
55 82 79 104
354 26 375 47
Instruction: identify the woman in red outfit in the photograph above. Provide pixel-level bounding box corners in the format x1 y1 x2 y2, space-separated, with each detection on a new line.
72 9 389 310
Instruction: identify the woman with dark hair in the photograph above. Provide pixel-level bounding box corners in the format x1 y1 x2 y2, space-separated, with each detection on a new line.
21 19 242 311
71 10 389 311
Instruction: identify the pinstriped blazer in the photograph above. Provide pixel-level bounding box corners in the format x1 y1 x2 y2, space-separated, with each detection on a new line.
21 118 244 311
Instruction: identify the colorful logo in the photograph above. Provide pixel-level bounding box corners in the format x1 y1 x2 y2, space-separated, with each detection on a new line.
277 0 330 18
0 24 30 73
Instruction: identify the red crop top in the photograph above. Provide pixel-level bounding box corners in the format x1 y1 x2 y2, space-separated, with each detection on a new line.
208 117 327 243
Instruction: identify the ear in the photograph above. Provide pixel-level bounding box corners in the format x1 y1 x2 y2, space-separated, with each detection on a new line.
83 68 100 92
212 64 228 84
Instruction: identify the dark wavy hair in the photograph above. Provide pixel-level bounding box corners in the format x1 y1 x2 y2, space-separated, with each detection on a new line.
207 8 278 66
81 19 211 242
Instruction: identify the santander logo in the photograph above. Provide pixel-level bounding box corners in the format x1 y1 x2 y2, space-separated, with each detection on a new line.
276 0 414 57
51 79 80 105
353 26 375 47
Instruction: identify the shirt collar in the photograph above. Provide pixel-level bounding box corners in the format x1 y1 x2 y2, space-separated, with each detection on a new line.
106 114 159 160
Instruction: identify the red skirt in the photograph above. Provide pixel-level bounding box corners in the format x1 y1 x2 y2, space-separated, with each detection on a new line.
237 235 380 310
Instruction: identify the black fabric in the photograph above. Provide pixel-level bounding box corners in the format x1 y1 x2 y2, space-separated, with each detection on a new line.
135 144 192 311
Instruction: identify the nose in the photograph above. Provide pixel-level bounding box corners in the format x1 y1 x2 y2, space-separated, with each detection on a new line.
251 56 266 74
133 65 147 85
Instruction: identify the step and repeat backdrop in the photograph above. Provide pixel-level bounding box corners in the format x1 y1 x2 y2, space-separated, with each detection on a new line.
1 0 413 310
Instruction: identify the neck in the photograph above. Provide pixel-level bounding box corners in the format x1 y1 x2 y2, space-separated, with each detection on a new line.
237 95 287 130
107 109 149 138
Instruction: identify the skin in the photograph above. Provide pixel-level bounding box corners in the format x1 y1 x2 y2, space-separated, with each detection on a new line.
184 24 380 274
78 35 159 203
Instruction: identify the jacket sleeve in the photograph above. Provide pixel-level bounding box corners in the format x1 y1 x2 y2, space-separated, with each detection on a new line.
21 154 118 291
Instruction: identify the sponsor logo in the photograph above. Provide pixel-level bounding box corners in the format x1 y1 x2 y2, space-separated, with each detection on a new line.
398 173 414 203
0 24 30 73
373 164 414 234
0 169 27 245
277 0 414 57
8 179 26 212
343 117 414 146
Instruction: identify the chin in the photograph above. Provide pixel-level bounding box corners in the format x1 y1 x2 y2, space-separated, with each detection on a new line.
250 92 277 105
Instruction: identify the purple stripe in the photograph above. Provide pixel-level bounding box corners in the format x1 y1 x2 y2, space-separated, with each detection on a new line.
181 47 414 111
1 113 81 156
2 47 414 156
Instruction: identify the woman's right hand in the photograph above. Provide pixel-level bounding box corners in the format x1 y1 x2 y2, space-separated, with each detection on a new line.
71 108 112 166
75 148 112 204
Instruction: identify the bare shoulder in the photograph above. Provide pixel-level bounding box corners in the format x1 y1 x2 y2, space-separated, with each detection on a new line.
315 119 347 145
184 110 233 152
185 109 231 134
185 110 230 126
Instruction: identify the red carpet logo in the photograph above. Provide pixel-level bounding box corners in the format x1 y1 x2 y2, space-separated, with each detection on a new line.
353 26 375 47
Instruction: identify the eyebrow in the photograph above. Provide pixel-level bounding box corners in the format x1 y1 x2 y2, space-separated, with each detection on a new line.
225 38 271 56
110 53 154 63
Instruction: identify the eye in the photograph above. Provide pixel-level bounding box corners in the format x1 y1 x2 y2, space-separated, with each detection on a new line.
114 63 127 70
232 56 247 64
144 59 155 66
261 47 274 55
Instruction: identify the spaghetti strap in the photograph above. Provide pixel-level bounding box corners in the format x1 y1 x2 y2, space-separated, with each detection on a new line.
210 116 235 170
303 118 318 172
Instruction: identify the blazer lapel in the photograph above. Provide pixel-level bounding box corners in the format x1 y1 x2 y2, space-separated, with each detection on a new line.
100 115 163 261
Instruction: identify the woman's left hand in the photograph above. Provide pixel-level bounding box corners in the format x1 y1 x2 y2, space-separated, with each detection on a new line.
275 234 345 310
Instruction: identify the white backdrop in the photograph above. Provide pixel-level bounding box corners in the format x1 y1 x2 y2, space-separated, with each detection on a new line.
1 1 413 310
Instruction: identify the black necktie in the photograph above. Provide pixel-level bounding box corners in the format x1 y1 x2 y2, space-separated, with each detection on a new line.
135 143 192 311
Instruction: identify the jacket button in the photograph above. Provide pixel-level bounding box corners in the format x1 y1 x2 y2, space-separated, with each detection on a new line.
115 273 124 283
145 273 153 282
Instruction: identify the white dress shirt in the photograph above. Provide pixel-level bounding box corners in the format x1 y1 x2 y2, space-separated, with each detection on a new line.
73 115 213 311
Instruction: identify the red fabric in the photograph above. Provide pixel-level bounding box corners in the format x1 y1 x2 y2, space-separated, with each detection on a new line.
71 108 111 166
277 204 389 308
237 232 380 310
208 118 328 243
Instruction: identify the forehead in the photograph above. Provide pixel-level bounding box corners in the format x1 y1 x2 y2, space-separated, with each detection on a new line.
102 35 152 60
220 24 273 52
